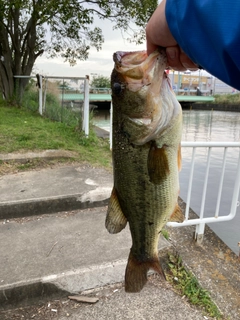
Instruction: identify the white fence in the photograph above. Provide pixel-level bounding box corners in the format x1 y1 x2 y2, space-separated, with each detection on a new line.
36 75 90 136
14 74 90 136
167 142 240 242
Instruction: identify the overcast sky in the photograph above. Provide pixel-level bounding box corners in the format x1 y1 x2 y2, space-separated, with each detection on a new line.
34 9 212 83
34 18 146 81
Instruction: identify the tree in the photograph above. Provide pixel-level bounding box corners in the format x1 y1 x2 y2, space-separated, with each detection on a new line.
91 75 110 88
0 0 158 101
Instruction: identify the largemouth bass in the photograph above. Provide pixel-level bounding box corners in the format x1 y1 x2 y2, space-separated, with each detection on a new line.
105 50 183 292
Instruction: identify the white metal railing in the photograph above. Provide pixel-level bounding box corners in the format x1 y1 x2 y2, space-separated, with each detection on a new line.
82 75 90 137
14 75 90 137
167 142 240 242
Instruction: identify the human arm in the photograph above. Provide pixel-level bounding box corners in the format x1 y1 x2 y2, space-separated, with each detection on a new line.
146 0 240 90
146 0 198 71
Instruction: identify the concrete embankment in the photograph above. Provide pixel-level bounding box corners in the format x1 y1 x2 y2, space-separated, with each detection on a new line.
183 103 240 112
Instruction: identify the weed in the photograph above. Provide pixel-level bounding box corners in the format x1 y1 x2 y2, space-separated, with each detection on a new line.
167 253 223 319
161 229 170 240
22 90 39 112
213 93 240 104
22 84 82 127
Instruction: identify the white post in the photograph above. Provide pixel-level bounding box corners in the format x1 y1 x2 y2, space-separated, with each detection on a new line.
199 147 212 220
110 101 113 150
229 148 240 216
185 147 196 220
195 223 205 244
83 75 89 136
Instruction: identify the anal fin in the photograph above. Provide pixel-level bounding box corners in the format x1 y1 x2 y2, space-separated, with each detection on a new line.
125 251 166 293
169 204 185 223
105 187 127 234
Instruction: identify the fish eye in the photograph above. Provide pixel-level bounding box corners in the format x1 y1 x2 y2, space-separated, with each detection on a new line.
113 82 122 95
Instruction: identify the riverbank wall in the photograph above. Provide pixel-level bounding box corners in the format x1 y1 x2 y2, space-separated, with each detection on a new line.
183 103 240 112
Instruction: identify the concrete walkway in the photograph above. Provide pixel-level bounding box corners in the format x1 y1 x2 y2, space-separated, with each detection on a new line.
0 151 239 319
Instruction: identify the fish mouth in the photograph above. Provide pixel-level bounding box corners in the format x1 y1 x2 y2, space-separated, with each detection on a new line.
113 50 166 91
114 51 148 71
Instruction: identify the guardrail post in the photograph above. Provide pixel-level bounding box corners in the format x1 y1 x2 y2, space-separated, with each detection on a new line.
194 223 205 243
82 75 89 136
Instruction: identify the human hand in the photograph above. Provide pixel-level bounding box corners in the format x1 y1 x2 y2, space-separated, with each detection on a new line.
146 0 198 71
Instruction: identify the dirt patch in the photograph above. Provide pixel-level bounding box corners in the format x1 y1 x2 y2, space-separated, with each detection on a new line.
0 157 83 176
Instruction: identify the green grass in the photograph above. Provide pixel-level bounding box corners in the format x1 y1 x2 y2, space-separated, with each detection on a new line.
161 229 170 240
22 88 80 126
167 254 223 319
213 93 240 104
0 103 112 169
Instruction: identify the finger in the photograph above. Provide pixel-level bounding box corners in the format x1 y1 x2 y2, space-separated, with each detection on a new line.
179 50 199 71
166 46 186 71
146 41 158 56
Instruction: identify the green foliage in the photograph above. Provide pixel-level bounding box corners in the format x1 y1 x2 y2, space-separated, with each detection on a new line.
213 93 240 104
44 94 80 127
22 90 39 112
22 88 80 127
161 229 170 240
58 82 71 91
91 75 111 88
167 254 223 319
0 0 158 99
0 95 8 107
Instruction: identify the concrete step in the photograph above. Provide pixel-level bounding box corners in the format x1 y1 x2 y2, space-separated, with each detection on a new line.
0 164 113 220
0 206 171 308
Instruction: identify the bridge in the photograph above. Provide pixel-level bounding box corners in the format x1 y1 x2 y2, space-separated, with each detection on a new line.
61 93 215 104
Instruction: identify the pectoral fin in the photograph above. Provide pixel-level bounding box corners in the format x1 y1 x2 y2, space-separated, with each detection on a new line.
148 142 169 184
105 187 127 234
169 204 185 223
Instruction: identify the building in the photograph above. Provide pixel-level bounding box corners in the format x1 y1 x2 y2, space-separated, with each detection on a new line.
168 72 236 95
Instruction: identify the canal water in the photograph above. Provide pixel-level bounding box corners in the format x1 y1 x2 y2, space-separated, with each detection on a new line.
93 109 240 255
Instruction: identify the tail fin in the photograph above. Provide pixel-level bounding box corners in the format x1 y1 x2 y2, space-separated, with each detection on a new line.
125 251 166 293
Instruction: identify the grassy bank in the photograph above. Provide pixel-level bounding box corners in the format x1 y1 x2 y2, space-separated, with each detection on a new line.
0 102 112 171
213 93 240 104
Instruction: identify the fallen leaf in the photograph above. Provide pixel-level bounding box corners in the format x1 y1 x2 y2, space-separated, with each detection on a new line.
68 295 99 304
